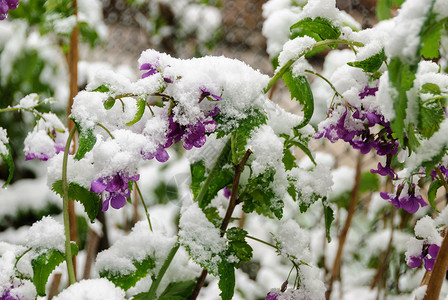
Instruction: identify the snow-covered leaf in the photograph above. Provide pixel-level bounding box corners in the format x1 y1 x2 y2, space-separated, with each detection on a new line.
348 49 386 73
282 72 314 128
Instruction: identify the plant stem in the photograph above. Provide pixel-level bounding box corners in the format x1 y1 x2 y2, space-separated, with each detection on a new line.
326 152 362 300
146 243 180 299
305 69 343 98
96 122 115 139
245 235 276 249
423 168 448 300
189 149 252 300
62 126 77 285
135 182 153 231
263 39 364 93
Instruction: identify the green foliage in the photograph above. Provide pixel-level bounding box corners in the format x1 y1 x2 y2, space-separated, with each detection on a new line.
72 120 97 160
92 84 111 93
348 49 386 73
0 143 14 188
158 280 196 300
52 180 101 222
100 256 156 291
226 227 253 263
126 98 147 126
241 170 283 219
289 139 316 165
290 17 341 42
32 243 78 296
360 172 380 193
282 148 297 171
282 72 314 128
418 97 445 137
428 179 442 212
203 206 222 227
218 260 235 300
420 16 448 59
376 0 404 20
388 57 418 147
323 198 334 243
190 160 233 209
153 181 179 204
421 83 442 95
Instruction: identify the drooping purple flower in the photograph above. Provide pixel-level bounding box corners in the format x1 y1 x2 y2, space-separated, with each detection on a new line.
430 165 448 180
400 194 427 214
183 121 207 150
140 63 158 79
350 138 373 154
142 145 169 163
371 162 397 179
265 291 279 300
0 288 16 300
200 87 222 102
24 123 68 162
359 86 378 99
380 192 401 209
0 0 19 20
223 186 231 199
315 109 362 143
90 171 140 211
407 243 443 271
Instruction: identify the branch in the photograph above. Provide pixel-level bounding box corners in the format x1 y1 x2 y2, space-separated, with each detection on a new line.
189 149 252 300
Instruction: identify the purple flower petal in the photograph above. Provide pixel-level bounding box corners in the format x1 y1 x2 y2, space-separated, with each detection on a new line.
223 186 231 199
101 199 110 212
428 244 440 258
90 179 107 193
110 194 127 209
407 255 422 268
400 196 420 214
155 148 170 162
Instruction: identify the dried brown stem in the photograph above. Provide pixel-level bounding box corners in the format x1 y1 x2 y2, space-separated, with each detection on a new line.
189 149 252 300
82 229 100 279
326 153 363 300
47 273 62 300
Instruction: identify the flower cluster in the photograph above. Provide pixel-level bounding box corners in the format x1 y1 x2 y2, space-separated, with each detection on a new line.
23 113 68 161
0 0 18 20
380 183 428 214
407 243 441 271
90 171 140 211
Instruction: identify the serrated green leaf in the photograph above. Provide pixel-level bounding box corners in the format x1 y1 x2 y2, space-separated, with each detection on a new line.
359 172 380 193
52 180 100 222
72 120 97 160
289 140 315 165
421 83 441 95
347 49 386 73
323 198 334 243
32 243 78 296
126 98 146 126
229 241 253 263
100 256 155 291
131 292 150 300
282 72 314 128
428 179 442 212
1 143 14 188
241 170 283 219
420 16 447 59
158 280 196 300
190 159 233 210
218 261 235 300
282 148 297 171
92 84 110 93
203 206 222 227
290 17 341 41
226 227 248 242
388 57 417 146
418 98 445 137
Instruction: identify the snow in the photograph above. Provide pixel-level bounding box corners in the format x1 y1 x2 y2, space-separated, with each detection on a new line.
413 285 427 300
413 216 442 245
328 166 355 199
277 36 316 69
276 220 312 264
178 201 226 275
247 125 284 177
25 216 65 253
0 127 8 156
53 279 125 300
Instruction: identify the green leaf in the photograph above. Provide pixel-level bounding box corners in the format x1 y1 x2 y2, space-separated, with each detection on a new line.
72 120 97 160
126 98 147 126
228 241 253 263
52 181 101 222
203 206 222 227
282 148 297 171
218 261 235 300
420 16 447 59
418 98 445 137
376 0 392 20
348 49 386 73
282 72 314 128
103 97 116 110
359 172 380 193
32 243 78 296
226 227 248 242
421 83 441 95
388 57 417 146
241 170 283 219
158 280 196 300
289 140 315 165
428 179 442 212
323 198 334 243
92 84 110 93
290 17 341 42
1 143 14 188
190 160 233 209
100 256 155 291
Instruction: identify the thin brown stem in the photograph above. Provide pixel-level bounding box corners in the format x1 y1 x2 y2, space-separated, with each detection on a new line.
82 229 100 279
326 152 363 300
189 149 252 300
47 273 62 300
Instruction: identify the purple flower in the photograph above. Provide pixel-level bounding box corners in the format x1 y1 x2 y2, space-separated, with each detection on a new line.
142 145 169 163
24 126 68 162
90 171 140 211
140 63 158 79
315 109 362 143
380 184 427 214
265 291 279 300
359 86 378 99
0 0 19 20
200 87 222 101
407 243 442 271
349 138 373 154
371 162 397 179
430 165 448 180
0 288 16 300
223 186 231 199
